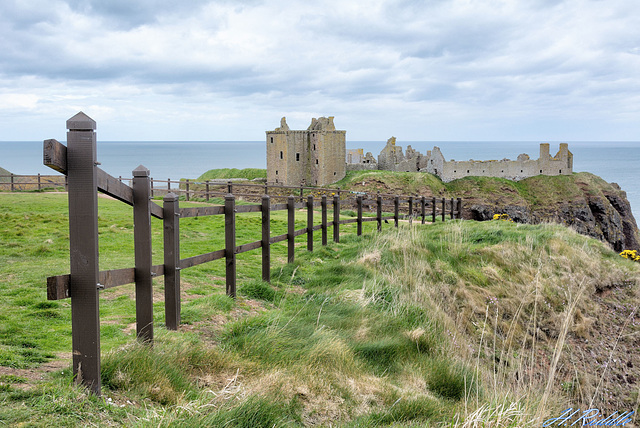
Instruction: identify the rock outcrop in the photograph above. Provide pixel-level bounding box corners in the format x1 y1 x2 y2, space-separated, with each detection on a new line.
464 174 639 251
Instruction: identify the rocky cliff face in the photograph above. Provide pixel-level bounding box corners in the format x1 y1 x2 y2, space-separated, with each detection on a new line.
463 174 639 252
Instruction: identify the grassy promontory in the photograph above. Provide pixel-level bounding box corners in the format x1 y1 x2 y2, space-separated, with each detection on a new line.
1 191 640 426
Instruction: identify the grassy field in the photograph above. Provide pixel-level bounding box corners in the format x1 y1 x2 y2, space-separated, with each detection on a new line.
1 192 639 426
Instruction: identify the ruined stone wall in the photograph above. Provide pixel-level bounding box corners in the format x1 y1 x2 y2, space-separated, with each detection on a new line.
426 143 573 182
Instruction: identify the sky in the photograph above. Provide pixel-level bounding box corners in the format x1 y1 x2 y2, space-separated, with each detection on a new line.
1 0 639 142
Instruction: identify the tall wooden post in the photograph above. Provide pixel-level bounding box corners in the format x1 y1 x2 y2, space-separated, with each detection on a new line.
421 196 426 224
441 198 446 222
66 112 101 395
432 197 436 223
333 194 340 243
150 177 154 198
163 193 180 330
288 195 295 263
457 198 462 219
205 181 210 201
450 197 454 219
133 166 153 343
299 185 304 203
10 173 14 192
185 179 190 201
357 195 363 236
167 178 171 190
37 173 41 191
225 194 236 298
262 195 271 282
408 196 414 225
321 195 328 246
377 193 382 232
394 196 399 228
227 181 233 194
307 195 314 251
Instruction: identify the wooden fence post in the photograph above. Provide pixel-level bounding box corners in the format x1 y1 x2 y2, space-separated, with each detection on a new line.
408 196 413 225
357 195 363 236
333 194 340 243
10 173 14 192
432 197 436 222
377 193 382 232
163 193 180 330
321 195 328 246
227 181 233 194
167 178 171 191
133 165 153 343
225 194 236 298
150 177 154 198
205 181 210 201
262 195 271 282
185 179 190 201
307 195 314 251
421 196 426 224
288 195 295 263
450 197 454 219
37 173 41 191
457 198 462 219
65 112 101 395
441 197 446 222
299 184 304 202
394 195 399 228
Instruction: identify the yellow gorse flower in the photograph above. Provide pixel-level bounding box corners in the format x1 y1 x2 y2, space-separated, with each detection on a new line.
492 213 513 222
620 249 640 262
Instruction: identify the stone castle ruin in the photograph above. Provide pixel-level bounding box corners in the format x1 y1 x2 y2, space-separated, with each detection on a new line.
267 117 573 186
266 117 346 186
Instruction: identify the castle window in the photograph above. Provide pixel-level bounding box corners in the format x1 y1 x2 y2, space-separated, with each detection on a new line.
334 172 336 175
313 144 316 150
316 159 318 165
270 137 273 144
501 170 504 173
296 153 300 161
467 170 469 173
521 170 523 173
454 170 456 173
275 170 278 175
280 151 283 159
559 169 562 173
540 170 542 173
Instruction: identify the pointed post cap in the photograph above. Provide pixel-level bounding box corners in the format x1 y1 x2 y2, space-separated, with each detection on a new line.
132 165 150 177
67 112 96 131
164 192 179 202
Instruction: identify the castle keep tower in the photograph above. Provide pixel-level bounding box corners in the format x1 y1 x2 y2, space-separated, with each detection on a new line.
266 117 346 186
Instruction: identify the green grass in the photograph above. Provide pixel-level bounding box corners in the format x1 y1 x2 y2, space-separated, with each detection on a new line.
197 168 267 181
1 192 639 426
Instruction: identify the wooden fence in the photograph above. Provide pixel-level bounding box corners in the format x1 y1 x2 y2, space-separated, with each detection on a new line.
42 112 462 395
0 174 67 191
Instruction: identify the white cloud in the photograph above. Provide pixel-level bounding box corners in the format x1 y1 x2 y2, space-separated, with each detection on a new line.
0 0 639 140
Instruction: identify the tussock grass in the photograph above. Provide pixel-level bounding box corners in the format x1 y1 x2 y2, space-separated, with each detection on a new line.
2 193 640 426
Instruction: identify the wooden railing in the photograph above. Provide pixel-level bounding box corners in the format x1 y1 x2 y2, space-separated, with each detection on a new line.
41 112 463 395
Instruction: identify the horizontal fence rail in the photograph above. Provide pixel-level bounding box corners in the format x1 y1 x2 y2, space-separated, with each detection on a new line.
41 112 463 396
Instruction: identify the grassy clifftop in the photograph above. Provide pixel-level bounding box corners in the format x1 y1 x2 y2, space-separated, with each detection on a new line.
0 166 10 182
337 170 640 251
1 193 640 426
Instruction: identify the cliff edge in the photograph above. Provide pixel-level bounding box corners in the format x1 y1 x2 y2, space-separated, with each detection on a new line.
336 171 640 252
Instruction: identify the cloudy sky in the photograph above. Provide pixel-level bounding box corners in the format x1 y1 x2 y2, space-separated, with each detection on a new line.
1 0 639 142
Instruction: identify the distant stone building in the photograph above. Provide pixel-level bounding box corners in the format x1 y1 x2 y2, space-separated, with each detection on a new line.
266 117 346 186
266 117 573 186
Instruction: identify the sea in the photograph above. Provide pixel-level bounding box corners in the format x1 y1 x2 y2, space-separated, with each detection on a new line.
1 140 639 216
